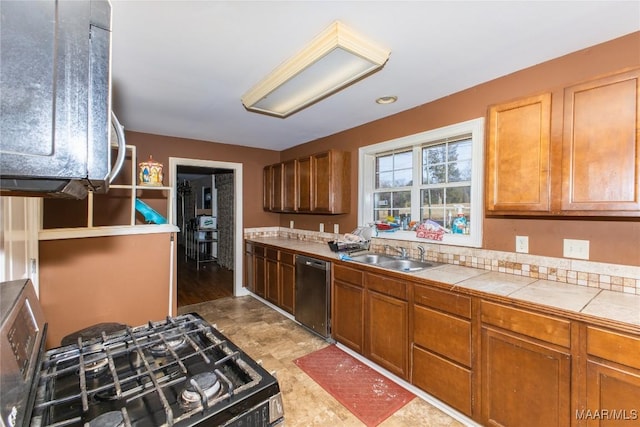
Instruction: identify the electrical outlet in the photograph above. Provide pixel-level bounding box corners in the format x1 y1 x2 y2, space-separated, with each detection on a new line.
515 236 529 253
289 220 294 229
333 224 339 234
563 239 590 260
319 223 324 233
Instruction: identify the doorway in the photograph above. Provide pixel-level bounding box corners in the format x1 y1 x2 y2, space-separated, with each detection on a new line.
169 158 247 309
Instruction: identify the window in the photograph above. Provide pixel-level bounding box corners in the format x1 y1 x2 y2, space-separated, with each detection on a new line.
359 118 484 247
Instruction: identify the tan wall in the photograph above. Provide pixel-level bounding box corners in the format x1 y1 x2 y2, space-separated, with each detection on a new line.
277 32 640 266
125 132 281 229
39 233 175 349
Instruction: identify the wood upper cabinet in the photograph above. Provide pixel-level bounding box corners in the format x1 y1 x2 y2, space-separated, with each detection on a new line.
486 67 640 217
561 68 640 214
480 301 572 427
311 150 350 214
297 156 312 212
282 159 297 212
262 166 271 211
486 93 552 213
262 150 350 214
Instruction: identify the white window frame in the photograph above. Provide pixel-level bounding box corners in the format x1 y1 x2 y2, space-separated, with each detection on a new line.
358 117 484 248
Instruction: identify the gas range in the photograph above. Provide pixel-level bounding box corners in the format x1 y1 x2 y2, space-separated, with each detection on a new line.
0 279 284 427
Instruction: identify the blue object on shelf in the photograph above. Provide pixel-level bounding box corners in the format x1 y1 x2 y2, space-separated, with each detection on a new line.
135 199 167 224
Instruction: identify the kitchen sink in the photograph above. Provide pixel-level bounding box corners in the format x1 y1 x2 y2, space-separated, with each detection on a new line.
349 253 396 264
348 253 442 272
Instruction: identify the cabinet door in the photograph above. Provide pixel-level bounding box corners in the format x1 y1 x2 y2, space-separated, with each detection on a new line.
585 361 640 426
312 151 333 213
332 280 364 353
271 163 283 212
279 251 295 314
481 327 571 427
254 250 266 298
244 243 254 292
262 166 272 211
366 291 409 379
561 69 640 213
297 156 312 212
282 159 297 212
486 93 552 213
266 249 279 305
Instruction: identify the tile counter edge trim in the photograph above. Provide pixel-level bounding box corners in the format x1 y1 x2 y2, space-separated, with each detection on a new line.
244 227 640 296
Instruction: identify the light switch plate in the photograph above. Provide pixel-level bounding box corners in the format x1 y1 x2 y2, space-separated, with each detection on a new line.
333 224 339 234
319 223 324 233
515 236 529 253
563 239 590 260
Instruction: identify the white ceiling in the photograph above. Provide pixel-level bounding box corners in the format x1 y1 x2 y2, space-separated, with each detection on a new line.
110 1 640 152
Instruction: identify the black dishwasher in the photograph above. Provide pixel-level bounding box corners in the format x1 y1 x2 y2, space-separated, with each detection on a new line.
295 255 331 339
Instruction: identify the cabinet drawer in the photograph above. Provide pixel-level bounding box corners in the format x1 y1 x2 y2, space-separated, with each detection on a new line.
412 346 472 416
414 284 471 319
280 251 294 266
333 264 363 287
481 301 570 347
266 248 278 260
587 326 640 370
366 273 406 300
414 305 471 367
253 245 265 257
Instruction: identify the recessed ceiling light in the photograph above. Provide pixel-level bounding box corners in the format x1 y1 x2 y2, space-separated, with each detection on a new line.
376 96 397 104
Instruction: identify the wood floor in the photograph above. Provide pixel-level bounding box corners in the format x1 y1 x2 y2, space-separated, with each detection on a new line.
177 245 233 307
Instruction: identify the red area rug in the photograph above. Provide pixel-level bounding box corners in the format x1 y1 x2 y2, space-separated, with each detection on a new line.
294 344 414 426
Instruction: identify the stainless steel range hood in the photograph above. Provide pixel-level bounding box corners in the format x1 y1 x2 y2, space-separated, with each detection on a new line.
0 0 125 199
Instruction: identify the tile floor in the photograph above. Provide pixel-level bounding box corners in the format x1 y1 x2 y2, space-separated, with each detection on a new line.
178 296 466 426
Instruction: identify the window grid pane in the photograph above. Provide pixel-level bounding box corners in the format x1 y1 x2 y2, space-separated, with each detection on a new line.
375 150 413 190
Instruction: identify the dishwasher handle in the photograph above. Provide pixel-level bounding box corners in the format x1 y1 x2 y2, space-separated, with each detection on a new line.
295 255 330 270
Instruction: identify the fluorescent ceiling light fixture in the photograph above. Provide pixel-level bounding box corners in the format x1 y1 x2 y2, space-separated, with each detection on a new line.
241 21 391 118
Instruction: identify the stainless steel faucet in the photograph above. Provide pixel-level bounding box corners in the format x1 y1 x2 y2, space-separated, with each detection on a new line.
417 245 425 262
385 245 407 258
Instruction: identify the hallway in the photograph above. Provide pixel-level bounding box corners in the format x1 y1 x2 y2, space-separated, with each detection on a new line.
177 245 233 307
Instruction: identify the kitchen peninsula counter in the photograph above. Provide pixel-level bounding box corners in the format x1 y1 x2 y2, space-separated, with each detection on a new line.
246 236 640 331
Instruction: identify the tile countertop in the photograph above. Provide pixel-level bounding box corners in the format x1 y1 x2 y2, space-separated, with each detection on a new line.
247 237 640 331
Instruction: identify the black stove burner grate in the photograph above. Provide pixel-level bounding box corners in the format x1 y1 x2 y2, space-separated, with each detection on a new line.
30 314 279 427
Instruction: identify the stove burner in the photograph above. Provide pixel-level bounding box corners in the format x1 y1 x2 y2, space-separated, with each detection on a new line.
150 337 187 355
88 411 124 427
181 372 222 405
80 355 110 378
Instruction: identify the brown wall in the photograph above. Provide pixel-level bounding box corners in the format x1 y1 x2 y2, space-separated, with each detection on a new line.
39 233 174 348
124 132 281 229
278 32 640 266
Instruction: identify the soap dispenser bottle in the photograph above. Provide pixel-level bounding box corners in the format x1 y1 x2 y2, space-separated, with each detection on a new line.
452 206 467 234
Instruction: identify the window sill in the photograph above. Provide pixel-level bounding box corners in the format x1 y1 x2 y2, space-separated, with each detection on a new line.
371 229 481 248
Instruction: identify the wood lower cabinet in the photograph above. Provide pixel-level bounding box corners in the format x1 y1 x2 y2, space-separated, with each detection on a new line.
365 273 409 379
332 264 365 353
244 242 254 292
481 301 572 427
265 248 279 305
412 285 473 416
279 251 295 314
250 245 296 315
583 326 640 426
253 244 266 298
